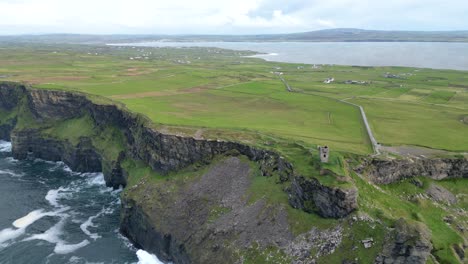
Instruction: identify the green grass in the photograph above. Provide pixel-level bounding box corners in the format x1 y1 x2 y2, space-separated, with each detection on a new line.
352 171 466 264
1 43 467 263
247 161 339 236
43 115 95 145
1 44 467 153
351 98 468 151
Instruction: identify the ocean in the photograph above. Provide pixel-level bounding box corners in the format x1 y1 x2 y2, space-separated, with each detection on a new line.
0 141 163 264
111 41 468 71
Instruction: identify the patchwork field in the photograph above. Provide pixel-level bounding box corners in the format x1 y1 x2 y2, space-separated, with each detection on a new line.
0 44 467 154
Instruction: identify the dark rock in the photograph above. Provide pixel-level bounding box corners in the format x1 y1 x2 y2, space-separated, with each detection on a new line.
122 157 295 263
409 178 423 188
4 85 355 220
453 244 465 261
11 129 102 173
0 82 27 111
443 215 455 224
426 184 457 204
375 218 432 264
0 82 360 263
288 176 357 218
361 158 468 185
0 117 16 141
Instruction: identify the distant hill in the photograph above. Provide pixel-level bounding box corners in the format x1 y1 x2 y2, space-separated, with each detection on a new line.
1 28 468 44
280 28 468 42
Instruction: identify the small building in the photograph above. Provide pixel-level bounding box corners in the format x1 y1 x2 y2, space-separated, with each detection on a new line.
318 146 330 163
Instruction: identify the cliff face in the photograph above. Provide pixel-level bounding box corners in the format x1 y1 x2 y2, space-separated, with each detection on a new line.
375 218 433 264
288 176 358 218
11 129 102 172
362 158 468 184
0 82 358 263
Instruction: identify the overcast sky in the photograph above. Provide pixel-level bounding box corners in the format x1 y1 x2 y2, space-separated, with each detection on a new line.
0 0 467 35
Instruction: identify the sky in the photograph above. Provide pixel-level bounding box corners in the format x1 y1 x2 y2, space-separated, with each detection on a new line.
0 0 467 35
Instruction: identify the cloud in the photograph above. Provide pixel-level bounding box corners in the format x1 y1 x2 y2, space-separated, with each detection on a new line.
0 0 466 34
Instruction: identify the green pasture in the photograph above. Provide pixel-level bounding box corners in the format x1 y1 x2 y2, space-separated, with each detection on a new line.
0 44 467 153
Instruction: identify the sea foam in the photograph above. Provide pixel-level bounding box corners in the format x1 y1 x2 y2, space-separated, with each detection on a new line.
0 141 12 152
0 227 25 245
0 169 24 177
136 250 165 264
46 187 71 207
0 208 61 246
24 217 90 254
13 209 48 229
80 202 117 240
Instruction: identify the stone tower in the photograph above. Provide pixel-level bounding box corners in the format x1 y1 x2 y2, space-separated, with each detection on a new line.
318 146 329 163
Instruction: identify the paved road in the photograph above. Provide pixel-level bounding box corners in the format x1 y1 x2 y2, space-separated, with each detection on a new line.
276 74 379 154
275 73 293 92
340 98 380 154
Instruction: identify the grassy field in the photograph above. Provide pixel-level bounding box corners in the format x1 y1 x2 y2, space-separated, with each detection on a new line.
0 44 467 154
1 43 467 263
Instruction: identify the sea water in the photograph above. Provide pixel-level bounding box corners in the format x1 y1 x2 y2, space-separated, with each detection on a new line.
112 41 468 71
0 141 163 264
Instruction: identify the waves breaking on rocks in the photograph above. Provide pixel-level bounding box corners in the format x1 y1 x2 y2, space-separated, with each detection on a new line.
0 143 165 263
0 140 11 152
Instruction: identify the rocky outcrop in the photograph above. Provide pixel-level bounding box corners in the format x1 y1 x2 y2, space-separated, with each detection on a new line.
11 129 102 172
0 82 359 263
0 118 16 141
375 219 432 264
0 83 356 218
0 82 26 111
361 158 468 184
288 176 358 218
426 184 457 205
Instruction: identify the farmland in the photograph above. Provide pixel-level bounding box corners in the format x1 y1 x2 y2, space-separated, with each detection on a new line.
1 44 466 155
1 43 467 263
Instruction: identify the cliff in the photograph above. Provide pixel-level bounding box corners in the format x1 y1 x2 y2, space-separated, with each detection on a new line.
0 82 359 263
360 157 468 184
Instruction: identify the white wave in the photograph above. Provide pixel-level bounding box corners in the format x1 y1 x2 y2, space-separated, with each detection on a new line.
68 256 105 264
136 250 165 264
82 172 106 186
48 161 65 172
24 217 89 254
80 205 115 240
267 53 279 56
24 217 65 244
46 187 71 207
4 157 18 163
80 217 100 240
0 208 65 246
12 208 67 229
33 158 58 165
54 239 90 254
0 141 12 152
0 227 25 245
0 169 24 177
13 209 48 229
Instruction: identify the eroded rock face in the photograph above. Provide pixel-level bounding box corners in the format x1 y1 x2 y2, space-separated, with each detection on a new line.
288 176 358 218
0 119 16 140
375 219 432 264
362 158 468 185
1 84 357 219
121 157 296 264
426 184 457 204
0 82 359 263
11 129 102 172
